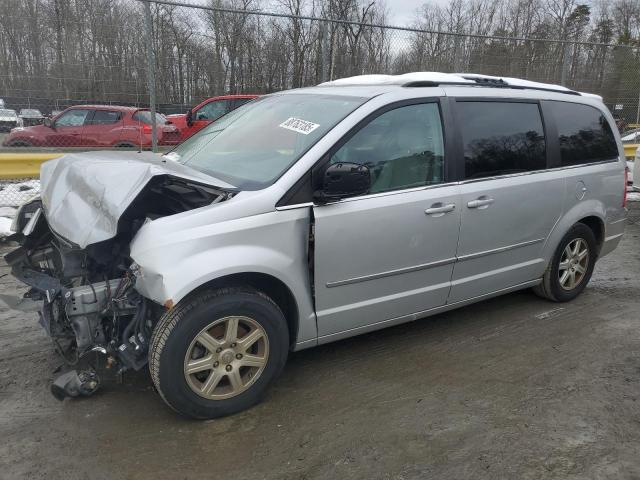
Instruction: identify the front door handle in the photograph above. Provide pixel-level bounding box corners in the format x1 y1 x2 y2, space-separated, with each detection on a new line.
425 203 456 216
467 197 494 209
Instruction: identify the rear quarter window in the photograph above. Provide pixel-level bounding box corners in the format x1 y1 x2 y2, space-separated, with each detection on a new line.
545 101 618 166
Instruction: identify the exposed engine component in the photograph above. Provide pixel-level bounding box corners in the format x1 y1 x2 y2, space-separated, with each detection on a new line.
5 173 234 400
51 369 100 401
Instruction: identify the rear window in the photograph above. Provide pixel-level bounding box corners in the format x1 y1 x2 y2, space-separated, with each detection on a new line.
133 111 165 125
20 109 42 116
546 101 618 166
457 101 546 179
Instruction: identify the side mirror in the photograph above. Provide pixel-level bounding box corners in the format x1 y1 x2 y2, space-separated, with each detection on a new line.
314 162 371 203
186 109 193 127
44 117 52 128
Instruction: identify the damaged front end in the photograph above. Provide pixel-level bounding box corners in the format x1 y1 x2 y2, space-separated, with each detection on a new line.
5 152 235 399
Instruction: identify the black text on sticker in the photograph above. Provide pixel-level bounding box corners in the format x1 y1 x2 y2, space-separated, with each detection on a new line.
279 117 320 135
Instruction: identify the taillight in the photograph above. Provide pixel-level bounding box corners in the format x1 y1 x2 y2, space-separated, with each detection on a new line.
142 124 152 134
623 166 629 208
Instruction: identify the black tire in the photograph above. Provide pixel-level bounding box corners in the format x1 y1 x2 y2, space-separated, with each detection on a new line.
113 142 136 149
7 139 32 147
534 223 597 302
149 286 289 419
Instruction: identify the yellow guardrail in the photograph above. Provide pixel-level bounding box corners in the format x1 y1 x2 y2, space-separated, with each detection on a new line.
0 153 62 179
624 144 638 160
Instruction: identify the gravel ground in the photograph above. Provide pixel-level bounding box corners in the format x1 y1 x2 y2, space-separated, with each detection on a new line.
0 205 639 480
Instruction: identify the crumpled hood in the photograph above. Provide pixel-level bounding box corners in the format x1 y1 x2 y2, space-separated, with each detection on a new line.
40 150 234 248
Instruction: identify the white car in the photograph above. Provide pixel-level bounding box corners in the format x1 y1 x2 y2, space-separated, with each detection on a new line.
0 109 23 132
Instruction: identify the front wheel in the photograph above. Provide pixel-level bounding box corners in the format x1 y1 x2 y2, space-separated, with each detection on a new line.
149 287 289 419
534 223 597 302
6 139 33 147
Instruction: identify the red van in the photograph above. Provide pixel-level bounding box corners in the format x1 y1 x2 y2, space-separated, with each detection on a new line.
167 95 258 141
3 105 181 148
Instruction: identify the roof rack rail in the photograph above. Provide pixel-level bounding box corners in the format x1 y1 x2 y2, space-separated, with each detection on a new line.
454 74 581 95
319 72 589 97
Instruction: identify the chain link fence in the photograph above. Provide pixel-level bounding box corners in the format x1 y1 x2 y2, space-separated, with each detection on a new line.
0 0 639 152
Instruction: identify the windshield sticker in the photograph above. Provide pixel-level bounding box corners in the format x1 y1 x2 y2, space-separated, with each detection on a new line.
279 117 320 135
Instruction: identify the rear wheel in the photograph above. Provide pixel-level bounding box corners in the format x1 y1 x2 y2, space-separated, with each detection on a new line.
149 287 289 419
534 223 597 302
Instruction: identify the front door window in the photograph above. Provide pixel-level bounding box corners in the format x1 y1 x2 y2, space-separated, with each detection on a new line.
329 102 445 195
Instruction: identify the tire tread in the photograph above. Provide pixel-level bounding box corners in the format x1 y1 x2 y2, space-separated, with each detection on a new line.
148 286 281 416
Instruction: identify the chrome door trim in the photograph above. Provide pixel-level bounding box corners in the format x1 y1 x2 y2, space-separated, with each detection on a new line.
326 257 457 288
456 237 545 262
275 202 314 211
458 158 620 185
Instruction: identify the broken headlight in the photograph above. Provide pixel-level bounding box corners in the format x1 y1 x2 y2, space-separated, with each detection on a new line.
11 195 41 234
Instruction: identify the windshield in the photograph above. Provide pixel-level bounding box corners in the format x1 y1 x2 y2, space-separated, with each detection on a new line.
167 93 366 190
20 109 41 116
0 109 16 117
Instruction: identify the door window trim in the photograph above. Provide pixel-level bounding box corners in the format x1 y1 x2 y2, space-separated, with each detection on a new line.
277 97 453 208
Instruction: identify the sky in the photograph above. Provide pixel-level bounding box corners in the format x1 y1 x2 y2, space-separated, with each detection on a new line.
386 0 429 26
185 0 442 28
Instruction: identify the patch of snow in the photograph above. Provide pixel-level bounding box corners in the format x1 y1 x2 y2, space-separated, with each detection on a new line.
0 216 13 238
0 180 39 239
627 191 640 202
0 179 41 207
0 206 17 218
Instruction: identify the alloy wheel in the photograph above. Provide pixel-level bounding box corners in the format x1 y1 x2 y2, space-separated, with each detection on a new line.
558 238 589 291
184 316 269 400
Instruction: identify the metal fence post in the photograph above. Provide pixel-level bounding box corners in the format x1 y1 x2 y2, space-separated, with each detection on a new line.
143 0 158 152
560 43 571 86
320 20 329 83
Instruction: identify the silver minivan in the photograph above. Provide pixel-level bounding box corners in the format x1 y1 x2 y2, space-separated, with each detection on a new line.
8 73 627 418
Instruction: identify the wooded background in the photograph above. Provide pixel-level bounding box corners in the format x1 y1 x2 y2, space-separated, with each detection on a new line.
0 0 639 119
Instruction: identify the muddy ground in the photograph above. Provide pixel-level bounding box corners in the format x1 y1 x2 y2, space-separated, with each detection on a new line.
1 205 639 480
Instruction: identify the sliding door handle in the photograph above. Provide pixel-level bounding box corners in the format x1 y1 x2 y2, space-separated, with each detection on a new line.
425 203 456 216
467 197 494 209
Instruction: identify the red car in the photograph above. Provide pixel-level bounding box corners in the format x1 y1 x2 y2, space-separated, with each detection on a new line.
167 94 258 141
3 105 181 148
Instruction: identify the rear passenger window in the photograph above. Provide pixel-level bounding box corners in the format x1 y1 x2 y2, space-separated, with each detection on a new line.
546 101 618 166
458 102 546 179
89 110 121 125
330 103 444 194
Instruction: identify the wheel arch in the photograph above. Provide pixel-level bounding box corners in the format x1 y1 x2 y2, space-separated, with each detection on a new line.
189 272 300 349
544 200 606 263
577 215 604 254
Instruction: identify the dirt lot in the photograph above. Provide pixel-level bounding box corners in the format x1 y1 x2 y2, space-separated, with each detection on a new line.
1 205 639 480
